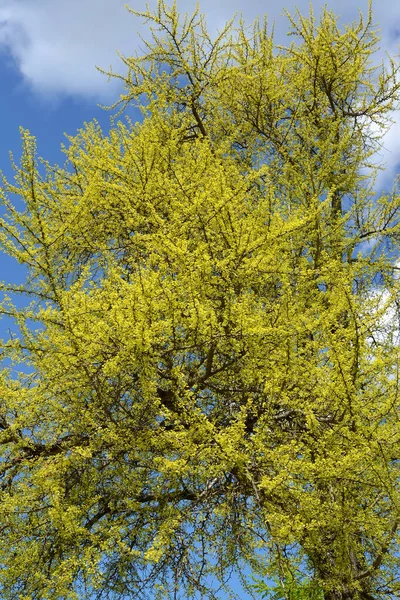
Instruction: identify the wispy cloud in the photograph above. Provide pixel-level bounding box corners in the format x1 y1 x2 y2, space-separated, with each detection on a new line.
0 0 134 100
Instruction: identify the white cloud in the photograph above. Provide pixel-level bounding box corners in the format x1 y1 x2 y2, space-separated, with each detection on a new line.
0 0 399 181
368 261 400 347
0 0 136 101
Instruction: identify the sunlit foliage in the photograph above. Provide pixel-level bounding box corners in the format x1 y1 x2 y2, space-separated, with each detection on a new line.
0 2 400 598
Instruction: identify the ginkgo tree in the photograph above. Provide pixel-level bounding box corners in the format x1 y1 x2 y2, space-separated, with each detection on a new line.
0 2 400 599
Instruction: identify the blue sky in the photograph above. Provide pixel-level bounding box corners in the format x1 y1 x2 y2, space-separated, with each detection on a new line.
0 0 399 598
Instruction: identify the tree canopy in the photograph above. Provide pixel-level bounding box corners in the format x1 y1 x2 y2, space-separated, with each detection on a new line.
1 2 400 599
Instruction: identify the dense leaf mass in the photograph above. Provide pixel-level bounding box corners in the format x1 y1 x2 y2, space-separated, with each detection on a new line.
1 2 400 599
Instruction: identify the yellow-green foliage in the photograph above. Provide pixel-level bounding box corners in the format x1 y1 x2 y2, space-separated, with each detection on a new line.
0 2 400 598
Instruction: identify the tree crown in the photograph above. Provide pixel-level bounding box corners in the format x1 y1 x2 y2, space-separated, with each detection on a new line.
0 2 400 599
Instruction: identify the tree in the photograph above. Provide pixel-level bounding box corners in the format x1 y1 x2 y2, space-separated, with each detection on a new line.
0 1 400 598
